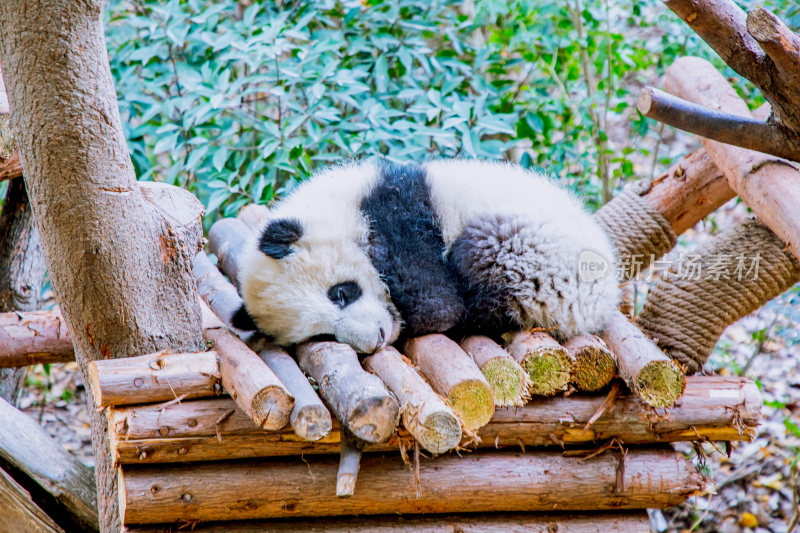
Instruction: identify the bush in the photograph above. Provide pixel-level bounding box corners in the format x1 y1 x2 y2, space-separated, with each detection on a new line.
106 0 798 222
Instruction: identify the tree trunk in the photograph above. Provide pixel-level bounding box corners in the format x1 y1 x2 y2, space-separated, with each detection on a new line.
0 177 45 402
0 3 206 531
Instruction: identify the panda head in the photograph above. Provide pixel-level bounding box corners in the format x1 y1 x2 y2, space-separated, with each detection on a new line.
235 216 401 354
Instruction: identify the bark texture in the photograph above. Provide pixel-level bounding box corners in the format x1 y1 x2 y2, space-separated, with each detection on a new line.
0 177 45 401
118 447 705 523
123 511 653 533
0 3 206 530
107 376 760 464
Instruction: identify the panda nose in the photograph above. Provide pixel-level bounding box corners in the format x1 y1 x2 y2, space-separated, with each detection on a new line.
377 327 386 349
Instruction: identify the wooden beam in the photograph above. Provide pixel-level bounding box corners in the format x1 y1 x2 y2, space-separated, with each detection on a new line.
665 56 800 259
109 376 760 464
118 447 706 523
0 310 73 368
123 511 653 532
0 397 98 530
0 467 63 533
88 350 221 408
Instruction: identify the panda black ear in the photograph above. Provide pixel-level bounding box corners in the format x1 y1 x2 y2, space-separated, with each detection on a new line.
231 304 257 331
258 218 303 259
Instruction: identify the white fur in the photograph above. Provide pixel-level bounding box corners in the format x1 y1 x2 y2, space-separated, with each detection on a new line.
240 161 400 353
240 158 620 351
424 159 620 337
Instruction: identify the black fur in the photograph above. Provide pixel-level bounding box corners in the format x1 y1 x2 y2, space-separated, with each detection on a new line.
361 161 466 335
328 281 362 309
231 304 258 331
258 218 303 259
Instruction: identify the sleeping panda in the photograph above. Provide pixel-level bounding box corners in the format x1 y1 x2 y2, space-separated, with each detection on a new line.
232 159 620 354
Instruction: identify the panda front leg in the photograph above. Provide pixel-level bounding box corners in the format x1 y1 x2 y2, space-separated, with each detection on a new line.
447 214 620 340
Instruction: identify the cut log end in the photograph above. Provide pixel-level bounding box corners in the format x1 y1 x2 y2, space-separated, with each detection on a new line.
252 385 294 430
480 357 530 407
348 395 400 444
635 360 686 408
292 405 334 442
448 379 494 431
521 349 573 397
414 410 462 455
573 347 616 392
336 473 357 498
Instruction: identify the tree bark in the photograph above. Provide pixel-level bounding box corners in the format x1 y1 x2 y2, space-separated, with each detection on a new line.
0 467 64 533
0 177 45 402
601 311 685 408
0 3 207 530
459 335 530 407
665 56 800 259
404 334 494 431
0 397 98 530
296 342 400 444
363 346 461 454
108 375 760 464
117 447 705 523
0 310 74 368
123 511 653 533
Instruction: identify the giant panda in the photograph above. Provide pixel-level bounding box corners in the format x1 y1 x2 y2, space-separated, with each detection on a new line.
232 159 620 354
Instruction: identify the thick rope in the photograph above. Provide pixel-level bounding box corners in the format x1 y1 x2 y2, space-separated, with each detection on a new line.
594 184 677 281
636 219 800 373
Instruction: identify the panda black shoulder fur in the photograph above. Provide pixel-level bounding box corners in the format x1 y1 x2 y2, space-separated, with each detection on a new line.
233 159 620 354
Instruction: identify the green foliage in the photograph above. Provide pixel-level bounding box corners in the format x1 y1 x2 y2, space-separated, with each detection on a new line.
106 0 797 222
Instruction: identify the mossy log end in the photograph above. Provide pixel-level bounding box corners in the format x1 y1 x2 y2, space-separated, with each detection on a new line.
564 335 617 392
363 346 461 454
459 335 530 407
601 311 685 408
503 331 574 396
404 334 494 432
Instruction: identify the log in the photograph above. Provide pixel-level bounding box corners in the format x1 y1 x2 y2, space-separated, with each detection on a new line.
203 320 293 431
664 0 800 138
564 335 617 392
109 376 760 463
87 350 221 408
503 331 574 396
296 341 399 444
0 467 63 533
0 150 22 181
404 334 494 431
336 429 361 498
118 447 706 523
0 310 73 368
637 86 795 160
601 311 685 408
123 511 652 532
459 335 530 407
642 147 732 235
237 203 270 231
194 252 244 330
363 346 461 454
207 217 251 288
257 343 332 442
665 56 800 259
0 397 98 530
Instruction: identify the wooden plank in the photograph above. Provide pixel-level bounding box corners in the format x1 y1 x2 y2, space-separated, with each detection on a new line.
0 467 64 533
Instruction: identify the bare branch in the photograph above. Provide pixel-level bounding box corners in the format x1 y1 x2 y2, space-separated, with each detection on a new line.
663 0 771 87
638 87 799 161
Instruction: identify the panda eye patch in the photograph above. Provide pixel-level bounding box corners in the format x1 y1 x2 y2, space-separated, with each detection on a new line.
327 281 362 309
